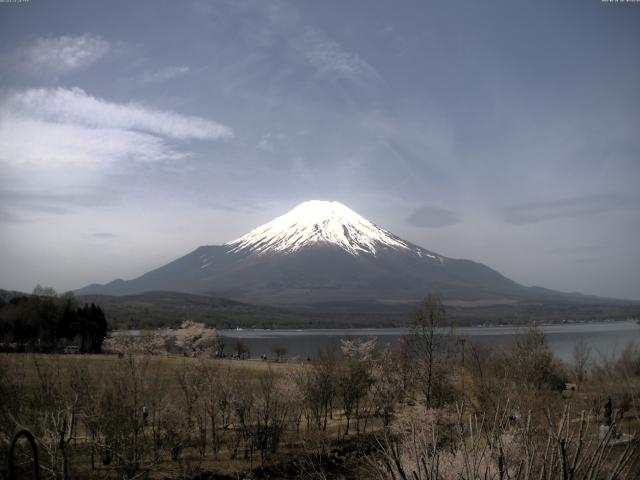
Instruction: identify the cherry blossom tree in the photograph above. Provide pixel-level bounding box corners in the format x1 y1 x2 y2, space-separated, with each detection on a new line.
174 321 217 356
102 333 166 356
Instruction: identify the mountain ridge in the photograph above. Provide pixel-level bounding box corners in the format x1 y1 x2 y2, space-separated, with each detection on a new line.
75 200 628 310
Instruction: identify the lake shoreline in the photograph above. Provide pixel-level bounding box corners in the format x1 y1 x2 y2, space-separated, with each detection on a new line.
113 320 640 363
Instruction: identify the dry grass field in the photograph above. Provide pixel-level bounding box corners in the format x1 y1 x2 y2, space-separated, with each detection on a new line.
2 324 640 479
1 352 381 479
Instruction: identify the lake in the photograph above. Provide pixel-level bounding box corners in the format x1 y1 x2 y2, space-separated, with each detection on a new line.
219 320 640 362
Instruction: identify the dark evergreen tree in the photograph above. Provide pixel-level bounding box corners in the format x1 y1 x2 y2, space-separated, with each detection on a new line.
0 290 107 353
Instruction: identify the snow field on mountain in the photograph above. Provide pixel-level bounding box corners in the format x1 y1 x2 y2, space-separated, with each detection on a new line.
227 200 414 256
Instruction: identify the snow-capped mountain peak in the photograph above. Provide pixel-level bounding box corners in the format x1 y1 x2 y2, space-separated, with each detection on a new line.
226 200 415 256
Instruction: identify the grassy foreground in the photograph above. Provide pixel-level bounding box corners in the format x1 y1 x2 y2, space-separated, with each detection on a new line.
1 353 377 479
2 323 640 479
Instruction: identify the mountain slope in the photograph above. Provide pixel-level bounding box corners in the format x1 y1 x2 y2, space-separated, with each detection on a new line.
76 200 575 308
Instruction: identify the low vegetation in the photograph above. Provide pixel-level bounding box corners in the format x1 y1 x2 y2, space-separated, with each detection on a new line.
0 294 639 479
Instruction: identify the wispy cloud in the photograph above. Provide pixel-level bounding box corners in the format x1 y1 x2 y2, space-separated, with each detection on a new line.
91 232 119 239
0 190 115 208
0 210 22 224
540 243 611 255
0 195 73 224
407 206 459 228
18 34 110 75
504 193 630 225
0 87 235 223
0 188 134 225
0 87 233 168
0 118 185 168
296 28 379 81
218 1 378 84
0 190 88 224
3 87 232 141
138 65 190 84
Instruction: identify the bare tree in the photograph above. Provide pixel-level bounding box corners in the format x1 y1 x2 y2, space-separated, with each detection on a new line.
272 344 288 362
30 357 80 479
196 359 223 455
572 339 592 384
234 339 250 359
254 366 289 464
465 340 505 414
229 373 255 464
409 293 450 408
280 369 305 436
176 360 207 457
338 338 376 436
368 402 639 480
300 343 338 431
0 355 23 449
509 324 567 394
616 340 640 377
371 347 404 427
89 354 165 479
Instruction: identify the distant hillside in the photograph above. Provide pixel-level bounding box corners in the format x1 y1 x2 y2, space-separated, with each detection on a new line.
3 288 637 330
76 290 640 330
75 290 315 329
0 289 28 303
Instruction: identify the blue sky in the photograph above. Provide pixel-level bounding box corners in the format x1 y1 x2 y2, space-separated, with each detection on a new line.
0 0 639 299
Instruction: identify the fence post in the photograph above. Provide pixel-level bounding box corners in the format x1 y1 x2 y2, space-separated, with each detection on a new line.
8 429 39 480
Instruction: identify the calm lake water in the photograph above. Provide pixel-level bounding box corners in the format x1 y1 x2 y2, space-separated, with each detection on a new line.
218 320 640 362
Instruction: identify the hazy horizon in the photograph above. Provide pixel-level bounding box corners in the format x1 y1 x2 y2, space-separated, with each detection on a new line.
1 0 639 300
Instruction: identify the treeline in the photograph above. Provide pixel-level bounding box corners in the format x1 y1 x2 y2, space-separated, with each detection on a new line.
0 285 107 353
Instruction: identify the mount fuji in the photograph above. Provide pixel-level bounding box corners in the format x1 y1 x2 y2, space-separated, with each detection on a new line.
76 201 578 308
